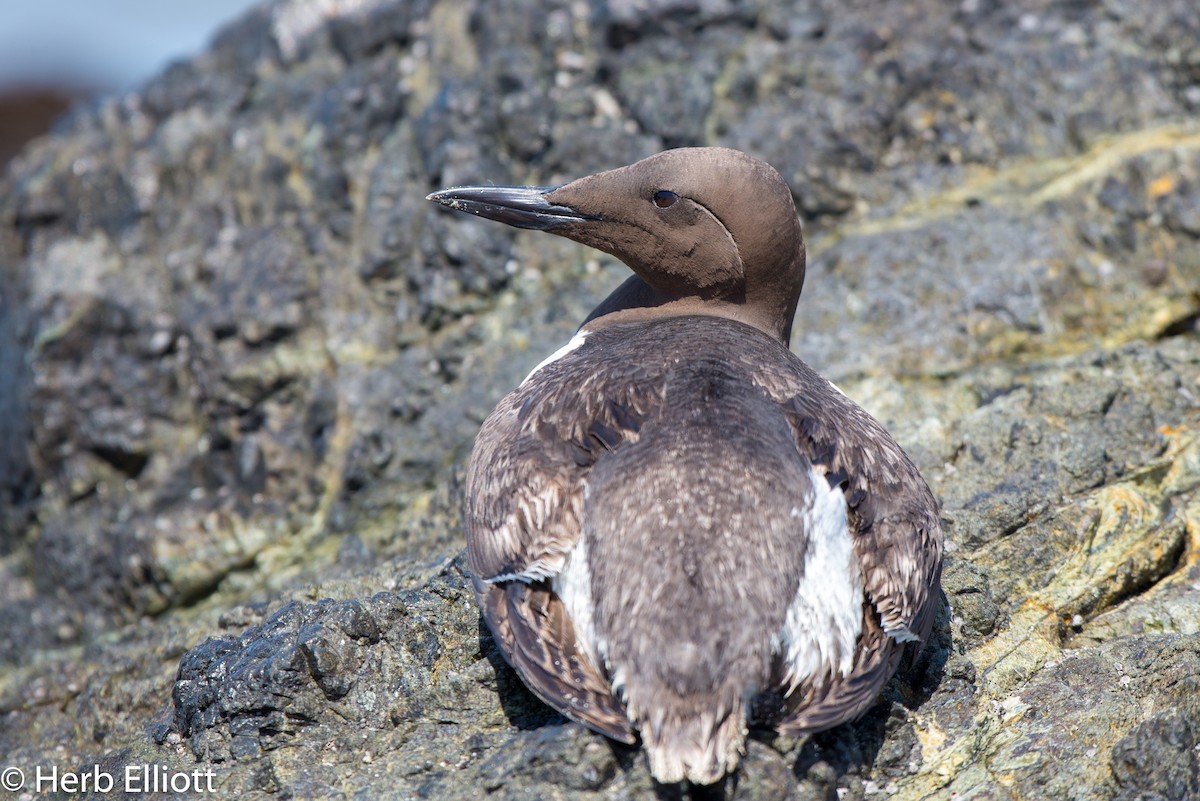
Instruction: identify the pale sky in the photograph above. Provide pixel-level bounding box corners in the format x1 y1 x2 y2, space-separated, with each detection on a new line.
0 0 263 92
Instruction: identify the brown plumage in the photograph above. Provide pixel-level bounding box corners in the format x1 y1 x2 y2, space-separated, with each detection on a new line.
427 148 943 785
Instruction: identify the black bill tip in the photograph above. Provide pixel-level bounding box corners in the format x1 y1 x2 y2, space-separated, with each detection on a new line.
426 185 596 230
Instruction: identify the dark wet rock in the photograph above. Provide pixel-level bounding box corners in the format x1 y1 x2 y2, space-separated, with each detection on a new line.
1112 706 1200 801
2 0 1200 799
171 563 488 765
941 558 1000 645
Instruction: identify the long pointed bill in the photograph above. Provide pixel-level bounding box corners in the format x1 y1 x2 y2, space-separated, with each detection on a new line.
425 185 598 230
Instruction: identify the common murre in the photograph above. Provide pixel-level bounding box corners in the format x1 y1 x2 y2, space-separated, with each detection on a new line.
426 148 943 785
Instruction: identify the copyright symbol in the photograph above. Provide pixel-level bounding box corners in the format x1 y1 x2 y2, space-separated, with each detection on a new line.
0 766 24 791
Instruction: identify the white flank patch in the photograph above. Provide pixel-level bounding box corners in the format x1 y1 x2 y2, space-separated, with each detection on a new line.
521 331 589 387
550 537 604 673
776 466 863 691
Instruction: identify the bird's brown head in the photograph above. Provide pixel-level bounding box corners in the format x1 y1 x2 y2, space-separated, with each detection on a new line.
427 147 806 344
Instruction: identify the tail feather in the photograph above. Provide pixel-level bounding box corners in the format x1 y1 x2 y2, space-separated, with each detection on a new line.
633 686 748 785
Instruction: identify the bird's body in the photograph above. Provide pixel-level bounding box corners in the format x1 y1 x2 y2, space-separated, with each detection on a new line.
427 148 943 785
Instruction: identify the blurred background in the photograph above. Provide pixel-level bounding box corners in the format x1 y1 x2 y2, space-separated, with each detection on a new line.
0 0 260 165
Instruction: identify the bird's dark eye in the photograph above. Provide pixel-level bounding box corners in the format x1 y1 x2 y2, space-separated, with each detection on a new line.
652 190 678 209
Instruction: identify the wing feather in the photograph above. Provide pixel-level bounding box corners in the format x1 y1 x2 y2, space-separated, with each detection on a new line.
464 348 661 739
474 576 636 742
751 360 943 648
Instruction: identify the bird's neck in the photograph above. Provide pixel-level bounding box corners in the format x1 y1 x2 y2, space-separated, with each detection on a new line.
582 276 793 346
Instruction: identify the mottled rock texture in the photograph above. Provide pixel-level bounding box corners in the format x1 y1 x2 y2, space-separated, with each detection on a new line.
2 0 1199 799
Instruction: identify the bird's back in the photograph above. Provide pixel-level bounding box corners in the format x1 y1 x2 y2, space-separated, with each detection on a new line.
467 315 932 783
582 344 835 784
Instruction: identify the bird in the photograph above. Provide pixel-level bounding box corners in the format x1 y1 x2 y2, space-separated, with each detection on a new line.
426 147 943 785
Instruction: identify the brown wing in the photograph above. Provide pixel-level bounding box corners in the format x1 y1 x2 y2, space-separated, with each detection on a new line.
465 371 660 581
744 356 943 733
746 351 943 647
464 354 661 742
780 386 943 645
474 576 636 742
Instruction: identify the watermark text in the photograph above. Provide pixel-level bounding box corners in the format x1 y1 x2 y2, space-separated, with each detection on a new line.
0 763 217 794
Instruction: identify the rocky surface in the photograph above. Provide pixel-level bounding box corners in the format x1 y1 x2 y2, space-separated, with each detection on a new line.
1 0 1199 798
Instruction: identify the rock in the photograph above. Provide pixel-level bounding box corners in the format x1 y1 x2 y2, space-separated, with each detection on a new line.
1 0 1199 798
1111 701 1200 801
